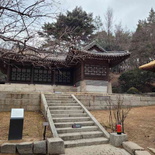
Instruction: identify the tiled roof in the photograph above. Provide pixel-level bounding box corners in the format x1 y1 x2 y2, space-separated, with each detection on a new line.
83 41 106 52
0 45 130 67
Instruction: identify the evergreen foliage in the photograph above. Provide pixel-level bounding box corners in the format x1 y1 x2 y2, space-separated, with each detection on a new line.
126 87 140 94
129 8 155 67
40 7 96 43
119 69 155 92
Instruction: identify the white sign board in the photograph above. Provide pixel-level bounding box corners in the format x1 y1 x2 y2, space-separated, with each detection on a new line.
43 122 49 126
11 108 24 119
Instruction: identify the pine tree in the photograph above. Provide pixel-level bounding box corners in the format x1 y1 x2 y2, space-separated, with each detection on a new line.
40 7 96 44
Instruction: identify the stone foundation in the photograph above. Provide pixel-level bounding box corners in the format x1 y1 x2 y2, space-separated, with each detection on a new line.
0 83 77 92
76 80 110 93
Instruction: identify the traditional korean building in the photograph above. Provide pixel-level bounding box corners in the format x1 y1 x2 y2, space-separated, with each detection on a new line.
0 42 130 93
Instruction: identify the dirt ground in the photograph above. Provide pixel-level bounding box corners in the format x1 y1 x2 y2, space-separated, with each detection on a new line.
91 105 155 150
0 111 52 145
0 107 155 154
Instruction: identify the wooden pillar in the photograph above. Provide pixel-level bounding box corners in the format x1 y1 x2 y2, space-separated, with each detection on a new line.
6 65 11 83
107 60 112 93
31 66 34 84
81 61 84 80
53 70 55 85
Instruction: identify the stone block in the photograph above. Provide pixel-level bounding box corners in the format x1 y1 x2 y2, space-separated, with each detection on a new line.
27 105 40 111
94 100 101 106
148 147 155 154
148 101 155 106
13 99 22 106
30 99 40 106
123 141 144 155
5 99 14 105
11 94 22 99
1 143 16 154
140 97 152 101
0 100 5 105
21 99 30 106
47 138 64 155
30 94 40 99
110 133 128 147
17 142 33 154
135 151 151 155
21 94 30 99
33 140 46 154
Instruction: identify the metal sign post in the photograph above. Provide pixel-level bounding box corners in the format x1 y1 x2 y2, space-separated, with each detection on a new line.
43 122 49 140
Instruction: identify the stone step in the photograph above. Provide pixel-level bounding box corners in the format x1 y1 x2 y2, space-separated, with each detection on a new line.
53 117 90 123
48 103 78 106
54 121 94 128
52 113 87 118
50 110 84 114
54 88 77 91
45 94 71 97
64 137 109 148
59 131 104 141
57 126 98 134
47 101 77 104
46 96 72 99
46 99 75 103
49 106 82 110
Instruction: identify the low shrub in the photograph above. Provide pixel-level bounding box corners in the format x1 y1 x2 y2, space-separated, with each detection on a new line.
126 87 140 94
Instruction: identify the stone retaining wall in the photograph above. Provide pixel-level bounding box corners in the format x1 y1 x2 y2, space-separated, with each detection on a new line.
0 91 40 111
0 84 77 92
0 91 155 111
75 93 155 110
0 138 64 154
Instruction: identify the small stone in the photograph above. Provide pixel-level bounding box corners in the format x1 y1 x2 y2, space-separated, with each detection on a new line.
33 140 46 154
17 142 33 154
135 151 151 155
123 141 144 155
47 138 64 155
1 143 16 154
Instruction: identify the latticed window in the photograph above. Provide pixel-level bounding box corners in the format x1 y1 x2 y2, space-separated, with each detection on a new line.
33 68 52 83
11 67 31 82
55 70 72 85
84 64 107 76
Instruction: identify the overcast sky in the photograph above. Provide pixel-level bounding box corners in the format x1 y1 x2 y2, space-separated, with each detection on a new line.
60 0 155 32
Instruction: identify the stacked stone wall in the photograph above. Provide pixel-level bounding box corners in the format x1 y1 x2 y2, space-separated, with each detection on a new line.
75 94 155 110
0 91 40 111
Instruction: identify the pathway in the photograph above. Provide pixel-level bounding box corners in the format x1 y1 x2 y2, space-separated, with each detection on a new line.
63 144 130 155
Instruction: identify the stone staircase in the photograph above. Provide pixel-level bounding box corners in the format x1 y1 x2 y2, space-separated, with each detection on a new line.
44 94 109 148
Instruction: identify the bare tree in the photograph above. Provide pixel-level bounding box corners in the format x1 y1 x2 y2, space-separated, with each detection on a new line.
107 95 131 133
104 7 113 36
0 0 60 62
114 22 131 50
103 7 115 50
